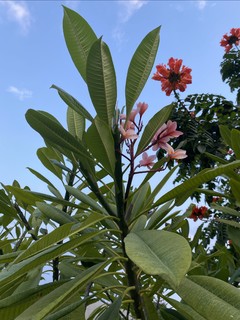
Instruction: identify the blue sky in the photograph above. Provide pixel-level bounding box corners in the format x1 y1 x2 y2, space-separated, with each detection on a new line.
0 0 239 193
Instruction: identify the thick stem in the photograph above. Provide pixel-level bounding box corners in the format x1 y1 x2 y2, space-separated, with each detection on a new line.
114 128 146 319
53 170 75 282
14 203 38 241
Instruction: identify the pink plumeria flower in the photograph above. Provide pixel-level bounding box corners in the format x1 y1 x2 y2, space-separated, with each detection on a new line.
137 102 148 116
165 144 187 160
119 125 138 140
129 108 139 122
139 152 156 169
152 120 183 151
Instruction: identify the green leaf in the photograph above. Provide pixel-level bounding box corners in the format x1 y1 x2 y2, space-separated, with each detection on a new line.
231 129 240 159
163 296 205 320
5 187 81 209
97 296 122 320
136 104 174 156
146 201 174 230
67 107 85 140
0 231 105 289
228 225 240 247
37 147 63 180
217 219 240 229
128 182 150 221
211 203 240 217
36 202 77 225
144 166 179 209
142 294 161 320
154 160 240 207
125 27 160 116
230 178 240 206
14 212 110 264
6 186 43 206
25 109 92 164
219 125 232 148
15 262 109 320
130 215 147 232
63 6 97 82
65 185 108 215
27 168 55 189
0 281 65 320
85 117 116 176
51 85 93 122
176 276 240 320
86 38 117 126
124 230 191 288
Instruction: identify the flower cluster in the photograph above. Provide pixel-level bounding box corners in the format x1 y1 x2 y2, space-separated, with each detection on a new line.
119 104 187 170
152 57 192 96
189 206 208 222
220 28 240 53
119 102 148 141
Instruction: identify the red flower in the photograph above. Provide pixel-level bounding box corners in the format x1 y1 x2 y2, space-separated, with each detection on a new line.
220 28 240 53
152 57 192 96
189 206 208 222
212 196 221 203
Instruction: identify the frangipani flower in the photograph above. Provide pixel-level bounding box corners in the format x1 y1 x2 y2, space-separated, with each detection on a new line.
139 152 156 168
137 102 148 116
152 120 183 151
152 57 192 96
220 28 240 53
119 125 138 140
165 144 187 160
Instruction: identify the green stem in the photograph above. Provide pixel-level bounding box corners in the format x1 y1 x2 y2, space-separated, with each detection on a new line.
113 127 146 320
53 170 75 282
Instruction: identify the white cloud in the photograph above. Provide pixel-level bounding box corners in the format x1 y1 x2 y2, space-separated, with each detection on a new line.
112 26 126 48
118 0 148 23
196 0 207 10
8 86 32 100
0 1 31 33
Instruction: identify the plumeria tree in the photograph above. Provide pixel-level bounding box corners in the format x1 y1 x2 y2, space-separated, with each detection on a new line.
1 7 240 320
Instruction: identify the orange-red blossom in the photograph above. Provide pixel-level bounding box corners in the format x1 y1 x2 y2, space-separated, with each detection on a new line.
220 28 240 53
152 57 192 96
189 206 208 222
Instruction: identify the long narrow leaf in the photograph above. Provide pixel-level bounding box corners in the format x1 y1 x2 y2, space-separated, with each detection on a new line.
85 117 116 176
136 104 174 156
154 160 240 207
67 107 85 140
125 27 160 116
63 6 97 82
176 276 240 320
51 85 93 122
25 109 93 164
86 38 117 126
